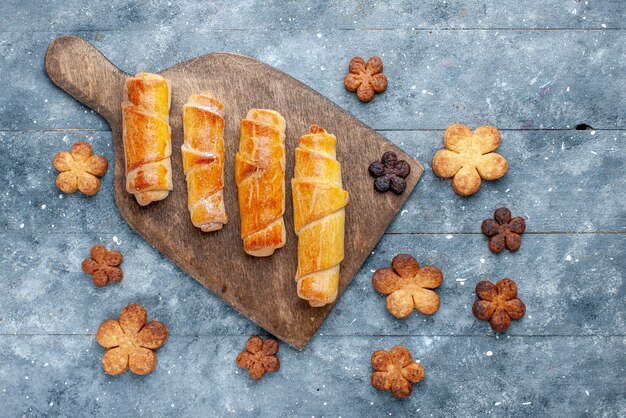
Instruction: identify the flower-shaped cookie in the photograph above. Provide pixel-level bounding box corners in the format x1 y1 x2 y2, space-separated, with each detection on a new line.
236 336 280 381
472 279 526 332
432 124 508 196
371 345 425 399
372 254 443 319
96 304 168 375
344 56 388 102
368 151 411 194
481 207 526 253
52 141 108 195
81 245 123 287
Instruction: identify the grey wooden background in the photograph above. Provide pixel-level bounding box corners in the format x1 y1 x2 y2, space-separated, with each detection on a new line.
0 1 624 417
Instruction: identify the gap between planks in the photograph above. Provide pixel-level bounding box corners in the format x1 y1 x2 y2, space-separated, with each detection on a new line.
0 28 623 34
1 128 624 133
0 333 624 338
384 232 626 236
21 231 626 236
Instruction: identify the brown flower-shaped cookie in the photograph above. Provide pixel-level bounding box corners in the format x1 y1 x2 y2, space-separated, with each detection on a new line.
96 304 168 375
368 151 411 194
81 245 123 287
372 254 443 319
236 336 280 380
481 208 526 253
472 279 526 332
432 124 508 196
52 141 108 195
344 56 388 102
371 345 425 399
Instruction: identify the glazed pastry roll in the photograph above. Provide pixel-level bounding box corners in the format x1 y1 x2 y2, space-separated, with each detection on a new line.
182 94 228 231
122 72 173 206
292 125 348 307
235 109 286 256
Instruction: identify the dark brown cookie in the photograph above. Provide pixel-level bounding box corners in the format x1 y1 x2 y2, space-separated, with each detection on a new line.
481 208 526 253
472 278 526 332
369 151 411 194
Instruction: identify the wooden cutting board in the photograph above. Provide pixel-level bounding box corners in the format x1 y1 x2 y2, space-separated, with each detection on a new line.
45 36 423 349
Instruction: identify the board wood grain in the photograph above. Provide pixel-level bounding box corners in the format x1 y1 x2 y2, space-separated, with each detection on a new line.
44 36 423 349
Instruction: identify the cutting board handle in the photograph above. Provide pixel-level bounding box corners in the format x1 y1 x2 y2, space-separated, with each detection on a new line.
45 36 126 126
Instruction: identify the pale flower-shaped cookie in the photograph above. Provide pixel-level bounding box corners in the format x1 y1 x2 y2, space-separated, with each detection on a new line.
371 345 425 399
372 254 443 319
52 141 108 195
96 304 168 375
432 124 508 196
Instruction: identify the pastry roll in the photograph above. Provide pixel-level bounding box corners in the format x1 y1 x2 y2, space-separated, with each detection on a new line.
292 125 348 307
182 94 228 231
122 72 173 206
235 109 286 256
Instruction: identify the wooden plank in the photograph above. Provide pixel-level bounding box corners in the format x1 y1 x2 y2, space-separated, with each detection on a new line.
0 30 624 131
2 130 624 234
325 232 626 337
385 129 626 233
0 335 624 416
0 0 623 31
2 232 624 336
42 36 423 349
